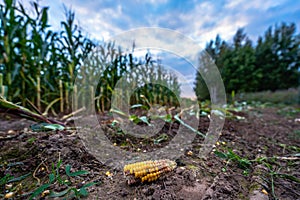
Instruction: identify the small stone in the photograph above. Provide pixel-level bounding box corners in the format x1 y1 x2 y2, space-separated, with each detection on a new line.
207 162 213 167
142 188 155 196
164 180 172 186
120 190 128 197
7 130 16 134
176 167 185 174
188 173 196 181
5 184 12 189
4 192 14 199
41 190 50 197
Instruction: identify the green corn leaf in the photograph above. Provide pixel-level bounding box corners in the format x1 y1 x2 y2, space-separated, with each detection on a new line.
130 104 148 110
7 173 30 183
65 164 71 176
30 183 51 200
7 162 24 167
138 116 151 125
0 96 19 109
65 164 89 177
30 123 64 132
153 133 168 144
69 187 80 196
110 108 127 117
49 173 55 184
227 149 240 160
277 173 300 183
78 187 88 197
174 115 205 138
77 182 97 197
43 97 61 115
43 124 65 131
163 114 172 123
238 158 251 169
214 151 228 159
56 159 62 168
68 170 89 177
49 188 70 197
129 114 138 122
82 182 97 188
40 7 49 29
0 174 14 185
130 104 143 109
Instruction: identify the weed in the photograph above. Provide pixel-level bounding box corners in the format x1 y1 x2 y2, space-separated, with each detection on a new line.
30 159 96 199
214 149 252 170
277 106 300 117
236 89 299 105
153 133 169 144
289 130 300 140
26 137 36 144
215 149 300 199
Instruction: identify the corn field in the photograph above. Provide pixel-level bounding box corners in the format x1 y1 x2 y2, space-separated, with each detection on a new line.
0 0 180 114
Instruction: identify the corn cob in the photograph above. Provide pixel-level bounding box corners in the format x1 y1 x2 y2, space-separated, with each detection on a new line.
123 159 176 185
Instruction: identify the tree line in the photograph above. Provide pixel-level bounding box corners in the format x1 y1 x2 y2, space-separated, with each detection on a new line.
194 22 300 100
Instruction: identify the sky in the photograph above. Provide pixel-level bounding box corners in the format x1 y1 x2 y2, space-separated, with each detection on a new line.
18 0 299 46
6 0 300 98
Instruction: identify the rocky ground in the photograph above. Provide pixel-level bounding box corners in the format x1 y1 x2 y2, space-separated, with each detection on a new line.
0 106 299 199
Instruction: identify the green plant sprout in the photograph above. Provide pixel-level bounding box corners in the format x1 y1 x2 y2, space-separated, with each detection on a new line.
214 149 251 170
215 149 300 199
153 133 169 144
30 159 96 199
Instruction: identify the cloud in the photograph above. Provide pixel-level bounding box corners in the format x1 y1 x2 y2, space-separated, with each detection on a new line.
225 0 286 11
221 0 300 42
20 0 297 48
5 0 300 44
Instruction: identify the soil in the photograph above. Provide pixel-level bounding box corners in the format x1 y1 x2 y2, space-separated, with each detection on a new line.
0 106 300 200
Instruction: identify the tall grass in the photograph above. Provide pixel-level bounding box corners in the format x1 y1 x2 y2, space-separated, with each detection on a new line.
236 89 299 105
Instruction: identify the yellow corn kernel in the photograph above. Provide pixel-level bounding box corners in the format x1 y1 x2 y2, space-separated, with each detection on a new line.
261 189 268 195
124 159 176 185
135 172 139 178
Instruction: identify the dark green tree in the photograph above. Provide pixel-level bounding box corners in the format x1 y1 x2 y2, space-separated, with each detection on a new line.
195 35 229 100
221 28 258 92
196 23 299 97
255 23 300 91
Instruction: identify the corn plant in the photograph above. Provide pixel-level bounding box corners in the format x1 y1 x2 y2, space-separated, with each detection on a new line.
0 0 181 114
0 0 27 101
0 73 7 98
